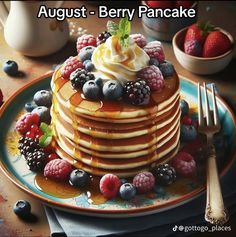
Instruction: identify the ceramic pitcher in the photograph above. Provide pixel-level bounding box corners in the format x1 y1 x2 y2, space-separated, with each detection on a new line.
0 1 69 57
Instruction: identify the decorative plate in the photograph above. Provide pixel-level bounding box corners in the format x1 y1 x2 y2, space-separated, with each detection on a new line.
0 73 236 218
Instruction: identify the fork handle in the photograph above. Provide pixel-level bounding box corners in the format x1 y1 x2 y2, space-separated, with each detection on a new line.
205 144 228 225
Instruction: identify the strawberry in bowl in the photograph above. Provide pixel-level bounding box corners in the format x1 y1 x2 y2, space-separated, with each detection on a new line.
173 22 234 75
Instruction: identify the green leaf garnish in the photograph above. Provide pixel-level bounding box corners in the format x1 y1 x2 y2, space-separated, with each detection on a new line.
107 16 131 47
39 122 53 147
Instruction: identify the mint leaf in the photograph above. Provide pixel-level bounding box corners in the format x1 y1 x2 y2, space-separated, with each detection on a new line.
39 122 53 147
119 16 131 37
107 21 119 35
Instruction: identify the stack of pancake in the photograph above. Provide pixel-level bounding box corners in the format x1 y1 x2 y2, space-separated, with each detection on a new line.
50 65 180 177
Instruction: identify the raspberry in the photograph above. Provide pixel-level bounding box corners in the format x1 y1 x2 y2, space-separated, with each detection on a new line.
172 152 197 177
44 159 72 181
144 41 165 62
70 68 95 90
130 34 147 48
123 80 150 105
133 171 155 193
76 34 97 53
99 174 121 199
16 113 40 135
61 57 83 79
0 89 3 106
138 65 165 92
97 31 111 46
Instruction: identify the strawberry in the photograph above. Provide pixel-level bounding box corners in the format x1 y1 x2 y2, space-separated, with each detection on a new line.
184 22 214 46
146 1 175 9
203 31 232 57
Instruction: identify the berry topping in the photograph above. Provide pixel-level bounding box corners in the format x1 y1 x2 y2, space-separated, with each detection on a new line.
146 1 175 8
172 152 197 177
119 183 136 200
18 137 41 156
44 159 72 181
33 90 52 108
203 31 232 57
3 60 18 76
26 150 47 172
13 200 31 218
16 113 40 135
124 80 150 105
32 106 51 124
70 68 95 90
149 58 159 67
61 56 83 79
159 61 174 78
130 33 147 48
184 40 203 57
133 171 155 194
25 124 42 139
97 31 111 46
103 80 123 100
99 174 121 199
138 65 165 92
181 115 193 125
82 80 102 101
0 89 3 106
152 164 176 186
180 124 198 142
79 46 96 62
180 99 189 117
24 101 37 112
94 77 103 87
144 41 165 62
76 34 97 53
69 169 89 188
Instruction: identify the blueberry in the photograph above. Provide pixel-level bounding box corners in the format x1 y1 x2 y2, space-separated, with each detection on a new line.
13 200 31 218
69 169 89 188
119 183 136 200
3 60 18 76
32 106 51 124
149 58 159 67
25 101 37 112
82 80 102 100
33 90 52 107
103 80 123 100
180 99 189 117
159 61 174 78
85 61 94 72
95 77 103 87
180 124 198 142
79 46 96 62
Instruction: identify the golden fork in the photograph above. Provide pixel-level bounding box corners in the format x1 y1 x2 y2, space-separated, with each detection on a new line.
198 82 228 225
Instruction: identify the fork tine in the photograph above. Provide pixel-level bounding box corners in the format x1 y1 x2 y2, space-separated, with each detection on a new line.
198 83 204 126
211 84 220 127
203 82 213 126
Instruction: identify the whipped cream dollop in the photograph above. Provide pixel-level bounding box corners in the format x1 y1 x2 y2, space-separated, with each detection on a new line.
92 36 150 83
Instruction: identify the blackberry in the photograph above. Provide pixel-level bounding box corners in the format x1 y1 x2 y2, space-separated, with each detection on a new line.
97 31 111 45
26 150 47 172
153 164 176 186
70 68 95 90
123 80 150 105
18 137 40 157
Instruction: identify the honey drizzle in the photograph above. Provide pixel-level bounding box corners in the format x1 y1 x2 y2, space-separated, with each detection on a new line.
54 77 67 92
35 174 107 204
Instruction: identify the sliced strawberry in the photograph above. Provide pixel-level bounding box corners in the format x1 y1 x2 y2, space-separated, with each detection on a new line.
146 1 175 8
176 1 195 8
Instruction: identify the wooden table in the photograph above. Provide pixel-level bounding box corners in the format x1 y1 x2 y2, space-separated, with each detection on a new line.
0 1 236 236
